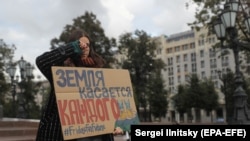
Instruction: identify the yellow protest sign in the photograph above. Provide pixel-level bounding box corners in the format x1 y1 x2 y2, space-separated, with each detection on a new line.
52 67 139 140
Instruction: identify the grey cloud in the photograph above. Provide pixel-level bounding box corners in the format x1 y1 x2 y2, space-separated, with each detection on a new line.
0 0 196 80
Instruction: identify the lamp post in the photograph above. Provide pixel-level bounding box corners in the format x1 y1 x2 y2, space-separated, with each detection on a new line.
7 56 34 118
213 0 250 124
217 69 234 123
7 63 17 117
17 56 33 118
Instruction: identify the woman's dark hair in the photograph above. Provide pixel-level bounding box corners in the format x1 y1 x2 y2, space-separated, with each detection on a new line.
68 29 106 68
67 29 90 43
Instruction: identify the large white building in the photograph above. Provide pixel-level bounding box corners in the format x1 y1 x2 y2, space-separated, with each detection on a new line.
155 27 239 123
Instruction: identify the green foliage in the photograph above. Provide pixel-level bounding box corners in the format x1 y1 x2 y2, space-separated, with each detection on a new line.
186 74 204 109
200 79 219 111
21 80 42 119
0 39 40 118
187 0 250 43
149 70 168 119
5 79 42 119
220 70 250 122
118 30 167 121
172 85 188 114
186 0 225 32
0 39 16 106
0 68 9 105
173 74 219 117
188 0 250 122
50 11 117 68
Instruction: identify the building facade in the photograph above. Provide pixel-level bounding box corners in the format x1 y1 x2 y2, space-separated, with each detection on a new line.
155 27 238 123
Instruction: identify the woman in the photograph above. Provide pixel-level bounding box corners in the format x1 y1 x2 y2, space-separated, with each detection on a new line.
35 29 114 141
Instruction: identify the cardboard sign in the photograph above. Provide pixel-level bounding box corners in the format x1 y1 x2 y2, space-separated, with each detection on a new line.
52 67 139 140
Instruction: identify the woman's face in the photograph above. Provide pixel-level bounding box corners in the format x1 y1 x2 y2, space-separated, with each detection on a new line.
79 36 90 59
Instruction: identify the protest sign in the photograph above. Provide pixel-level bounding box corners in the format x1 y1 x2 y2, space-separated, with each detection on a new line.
52 66 139 140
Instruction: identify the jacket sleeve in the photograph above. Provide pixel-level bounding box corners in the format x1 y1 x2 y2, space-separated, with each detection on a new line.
35 44 77 82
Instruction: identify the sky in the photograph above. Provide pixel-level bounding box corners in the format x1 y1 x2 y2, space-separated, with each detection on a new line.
0 0 197 81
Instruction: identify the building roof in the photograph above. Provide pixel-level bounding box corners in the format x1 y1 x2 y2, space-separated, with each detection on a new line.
167 30 194 42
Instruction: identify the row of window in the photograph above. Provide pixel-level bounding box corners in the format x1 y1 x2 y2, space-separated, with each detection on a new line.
167 57 229 76
164 33 220 94
166 43 195 54
198 37 216 46
167 48 219 65
168 67 231 94
166 36 216 54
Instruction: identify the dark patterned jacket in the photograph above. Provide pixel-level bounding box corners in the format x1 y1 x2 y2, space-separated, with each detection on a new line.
35 44 114 141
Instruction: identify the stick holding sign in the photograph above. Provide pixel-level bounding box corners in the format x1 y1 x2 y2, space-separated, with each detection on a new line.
52 66 140 140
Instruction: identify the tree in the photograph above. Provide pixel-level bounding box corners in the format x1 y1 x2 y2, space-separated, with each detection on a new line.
200 78 219 122
186 74 203 109
19 78 42 119
50 11 117 68
0 39 16 116
188 0 250 122
149 70 168 121
118 30 167 121
173 74 219 122
173 85 188 115
174 84 195 122
186 0 225 31
187 0 250 48
0 56 8 105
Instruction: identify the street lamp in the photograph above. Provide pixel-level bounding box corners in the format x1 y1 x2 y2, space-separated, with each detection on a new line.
16 56 33 118
7 56 34 118
213 0 250 124
7 63 17 117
